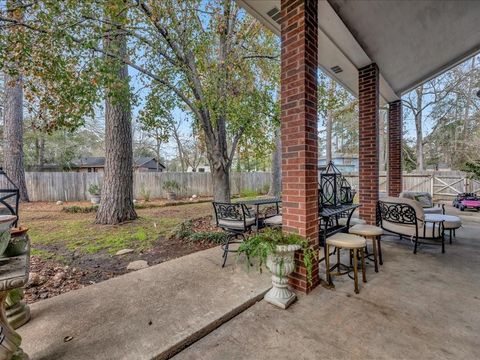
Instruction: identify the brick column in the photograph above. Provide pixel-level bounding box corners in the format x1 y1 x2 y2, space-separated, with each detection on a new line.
281 0 319 293
358 64 380 224
388 100 403 196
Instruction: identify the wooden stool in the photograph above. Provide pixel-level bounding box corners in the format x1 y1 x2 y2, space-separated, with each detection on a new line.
349 224 383 272
326 233 367 294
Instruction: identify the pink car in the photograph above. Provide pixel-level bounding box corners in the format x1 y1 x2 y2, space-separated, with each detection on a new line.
453 193 480 211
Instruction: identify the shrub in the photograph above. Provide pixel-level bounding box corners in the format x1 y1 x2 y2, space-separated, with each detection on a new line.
140 184 151 202
88 184 101 195
63 205 99 213
169 220 226 244
168 221 194 240
262 183 270 195
188 231 227 244
163 180 180 193
239 188 259 198
463 161 480 180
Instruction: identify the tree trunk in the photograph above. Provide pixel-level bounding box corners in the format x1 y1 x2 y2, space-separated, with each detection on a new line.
268 129 281 197
211 164 230 202
415 85 424 171
379 110 386 172
325 110 333 163
207 140 231 202
38 135 45 170
171 127 185 172
95 10 136 225
3 73 29 201
325 80 335 163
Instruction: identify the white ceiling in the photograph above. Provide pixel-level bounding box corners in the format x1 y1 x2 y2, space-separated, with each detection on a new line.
329 0 480 95
237 0 480 103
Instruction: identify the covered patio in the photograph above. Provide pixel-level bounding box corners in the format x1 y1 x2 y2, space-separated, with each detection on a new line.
237 0 480 292
18 206 480 359
175 209 480 359
11 1 480 359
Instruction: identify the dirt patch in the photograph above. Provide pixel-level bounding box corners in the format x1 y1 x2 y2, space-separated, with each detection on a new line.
25 236 217 304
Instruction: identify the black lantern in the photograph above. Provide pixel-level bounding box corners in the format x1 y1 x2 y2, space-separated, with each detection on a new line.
0 168 19 226
340 176 355 204
319 161 342 207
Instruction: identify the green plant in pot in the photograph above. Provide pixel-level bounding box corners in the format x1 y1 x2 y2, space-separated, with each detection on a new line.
238 228 317 309
0 215 17 257
88 184 101 204
163 180 180 200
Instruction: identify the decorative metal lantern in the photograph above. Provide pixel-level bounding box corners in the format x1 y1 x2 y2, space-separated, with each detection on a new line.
319 161 342 207
0 168 19 226
340 176 354 204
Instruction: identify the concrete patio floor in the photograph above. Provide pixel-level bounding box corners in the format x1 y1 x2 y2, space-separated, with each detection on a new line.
17 205 480 360
18 247 270 360
175 208 480 360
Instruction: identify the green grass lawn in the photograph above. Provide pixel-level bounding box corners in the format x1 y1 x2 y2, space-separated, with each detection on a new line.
23 201 212 260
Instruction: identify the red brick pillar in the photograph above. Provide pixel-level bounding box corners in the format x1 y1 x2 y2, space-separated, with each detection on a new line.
388 100 403 197
281 0 319 293
358 64 380 224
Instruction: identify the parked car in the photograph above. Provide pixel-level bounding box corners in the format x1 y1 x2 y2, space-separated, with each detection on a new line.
452 193 480 211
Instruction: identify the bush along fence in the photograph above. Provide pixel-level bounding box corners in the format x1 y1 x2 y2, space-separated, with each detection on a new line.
22 171 479 202
24 171 272 202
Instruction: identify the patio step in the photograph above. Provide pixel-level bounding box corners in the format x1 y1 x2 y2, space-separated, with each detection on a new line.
18 247 270 360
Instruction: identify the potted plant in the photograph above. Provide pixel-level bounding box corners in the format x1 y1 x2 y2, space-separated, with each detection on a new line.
5 227 29 257
163 180 180 200
88 184 101 204
0 215 16 256
238 228 317 309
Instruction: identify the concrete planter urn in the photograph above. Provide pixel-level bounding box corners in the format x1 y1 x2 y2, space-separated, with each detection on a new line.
0 215 30 359
5 228 31 329
163 180 180 201
88 184 101 204
6 289 30 329
264 244 301 309
90 194 101 204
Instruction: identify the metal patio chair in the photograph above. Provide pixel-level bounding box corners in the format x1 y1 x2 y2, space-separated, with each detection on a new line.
377 197 445 254
212 202 255 267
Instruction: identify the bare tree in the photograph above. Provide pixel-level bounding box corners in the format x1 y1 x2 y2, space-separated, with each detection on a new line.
268 129 281 197
403 72 467 171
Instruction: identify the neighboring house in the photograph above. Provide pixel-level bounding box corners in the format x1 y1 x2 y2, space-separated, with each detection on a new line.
187 164 210 173
318 154 358 173
27 164 63 172
71 157 166 173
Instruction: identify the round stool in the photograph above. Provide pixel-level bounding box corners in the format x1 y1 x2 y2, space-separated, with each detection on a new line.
326 233 367 294
425 214 461 244
349 224 384 273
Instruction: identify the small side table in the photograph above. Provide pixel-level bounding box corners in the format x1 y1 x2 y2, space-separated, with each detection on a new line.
0 250 30 360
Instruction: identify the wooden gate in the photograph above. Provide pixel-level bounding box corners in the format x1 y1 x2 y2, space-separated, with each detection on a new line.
469 179 480 194
432 175 466 197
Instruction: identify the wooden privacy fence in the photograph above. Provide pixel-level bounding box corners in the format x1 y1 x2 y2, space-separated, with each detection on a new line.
24 172 271 202
343 171 479 199
22 170 479 202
